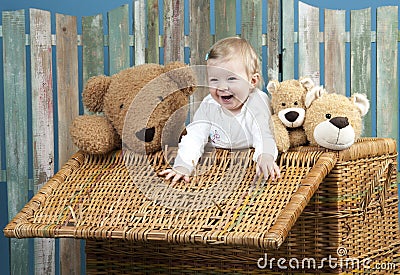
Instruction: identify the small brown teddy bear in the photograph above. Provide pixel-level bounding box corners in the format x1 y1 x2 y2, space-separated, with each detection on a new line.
267 77 315 152
70 62 196 155
304 86 369 150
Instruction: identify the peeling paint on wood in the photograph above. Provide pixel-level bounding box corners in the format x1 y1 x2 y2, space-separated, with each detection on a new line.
134 0 146 65
324 9 346 95
298 1 320 85
108 5 130 74
351 8 372 136
147 0 160 63
56 12 81 275
376 6 398 141
30 8 56 275
163 0 184 63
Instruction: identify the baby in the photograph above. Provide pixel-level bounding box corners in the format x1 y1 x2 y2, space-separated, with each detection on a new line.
160 37 280 183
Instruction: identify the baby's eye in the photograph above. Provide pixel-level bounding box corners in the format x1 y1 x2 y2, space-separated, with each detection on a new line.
228 77 238 81
281 103 286 107
325 114 331 119
209 78 218 82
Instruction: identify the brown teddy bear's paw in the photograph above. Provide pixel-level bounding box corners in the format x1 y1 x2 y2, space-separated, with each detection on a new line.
70 115 120 154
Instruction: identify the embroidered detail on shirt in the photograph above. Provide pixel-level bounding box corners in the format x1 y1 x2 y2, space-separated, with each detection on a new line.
210 129 221 143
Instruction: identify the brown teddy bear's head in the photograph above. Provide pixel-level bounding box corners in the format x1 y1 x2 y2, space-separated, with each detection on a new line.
267 78 314 128
74 62 196 154
304 86 370 150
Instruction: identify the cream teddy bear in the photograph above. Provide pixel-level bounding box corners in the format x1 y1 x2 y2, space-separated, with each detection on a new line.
267 78 315 152
304 86 369 150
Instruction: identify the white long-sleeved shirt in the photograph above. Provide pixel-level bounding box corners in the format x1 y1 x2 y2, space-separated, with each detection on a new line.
174 88 278 174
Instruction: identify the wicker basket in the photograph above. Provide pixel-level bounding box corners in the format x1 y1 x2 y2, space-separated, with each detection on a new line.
4 138 400 274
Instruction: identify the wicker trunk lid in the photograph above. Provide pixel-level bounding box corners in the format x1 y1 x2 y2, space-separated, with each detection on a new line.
4 142 337 248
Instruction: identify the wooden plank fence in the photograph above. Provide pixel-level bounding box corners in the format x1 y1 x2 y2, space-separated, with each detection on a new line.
0 0 399 274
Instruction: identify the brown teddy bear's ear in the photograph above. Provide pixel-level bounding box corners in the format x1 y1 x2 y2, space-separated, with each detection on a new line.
266 80 280 94
299 77 315 91
305 85 326 108
350 93 370 116
82 75 111 112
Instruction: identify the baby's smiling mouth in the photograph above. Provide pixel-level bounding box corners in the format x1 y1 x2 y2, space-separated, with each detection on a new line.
221 95 233 101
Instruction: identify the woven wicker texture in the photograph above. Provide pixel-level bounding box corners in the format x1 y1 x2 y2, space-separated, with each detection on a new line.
5 143 335 248
85 239 399 274
4 138 400 274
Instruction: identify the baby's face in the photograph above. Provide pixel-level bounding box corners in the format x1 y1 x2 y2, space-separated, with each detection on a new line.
207 58 255 115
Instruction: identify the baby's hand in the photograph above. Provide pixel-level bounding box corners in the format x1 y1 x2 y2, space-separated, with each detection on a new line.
254 153 281 182
158 166 191 184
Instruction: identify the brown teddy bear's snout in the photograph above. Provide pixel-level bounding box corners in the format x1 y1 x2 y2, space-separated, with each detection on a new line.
136 127 156 142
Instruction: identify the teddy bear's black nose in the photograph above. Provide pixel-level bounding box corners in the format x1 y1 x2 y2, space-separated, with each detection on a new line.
135 127 155 142
329 117 349 129
285 111 299 122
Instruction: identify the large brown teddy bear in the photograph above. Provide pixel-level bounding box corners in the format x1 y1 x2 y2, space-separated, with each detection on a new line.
304 86 369 150
70 62 196 155
267 77 315 152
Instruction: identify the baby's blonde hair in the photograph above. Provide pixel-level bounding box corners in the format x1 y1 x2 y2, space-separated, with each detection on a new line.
206 37 263 88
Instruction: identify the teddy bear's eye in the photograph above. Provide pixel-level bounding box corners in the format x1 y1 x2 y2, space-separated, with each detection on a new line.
281 103 286 107
325 114 332 119
120 104 124 109
294 101 298 106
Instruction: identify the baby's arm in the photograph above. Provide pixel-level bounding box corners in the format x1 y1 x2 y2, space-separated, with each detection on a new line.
159 100 211 184
251 90 280 182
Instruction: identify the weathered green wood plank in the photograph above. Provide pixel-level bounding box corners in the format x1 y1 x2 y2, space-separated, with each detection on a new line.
189 0 212 119
282 0 295 80
82 14 104 85
214 0 236 41
298 2 320 84
108 4 130 74
376 6 398 141
56 13 81 275
146 0 160 63
29 8 56 275
2 9 29 275
134 0 146 65
241 0 262 63
163 0 185 63
350 8 372 136
267 0 280 81
324 9 346 95
82 14 104 116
